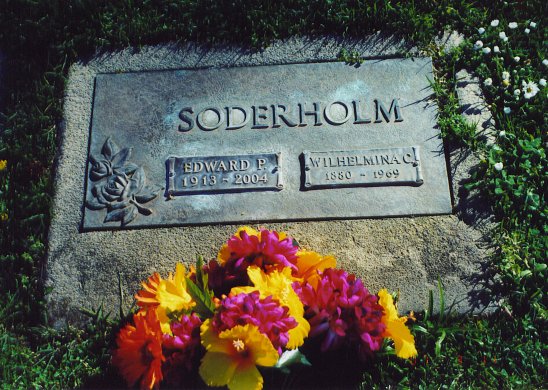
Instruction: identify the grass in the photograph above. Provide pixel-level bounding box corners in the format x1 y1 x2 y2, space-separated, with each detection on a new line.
0 0 546 388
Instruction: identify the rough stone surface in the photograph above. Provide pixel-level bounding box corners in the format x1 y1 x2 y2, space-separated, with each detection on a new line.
46 35 494 328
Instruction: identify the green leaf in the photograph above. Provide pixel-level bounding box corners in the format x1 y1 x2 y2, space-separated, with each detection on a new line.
435 329 446 357
184 256 216 318
438 278 445 322
185 277 215 319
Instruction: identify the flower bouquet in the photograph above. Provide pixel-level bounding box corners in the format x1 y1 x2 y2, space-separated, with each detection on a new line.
112 227 417 389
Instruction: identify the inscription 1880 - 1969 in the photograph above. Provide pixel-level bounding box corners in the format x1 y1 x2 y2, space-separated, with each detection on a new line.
302 147 423 189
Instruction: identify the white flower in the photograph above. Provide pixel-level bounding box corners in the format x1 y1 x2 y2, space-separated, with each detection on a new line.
504 107 511 114
522 80 539 99
509 22 518 29
491 19 500 27
484 78 493 86
494 162 504 171
514 56 520 62
502 71 510 80
539 78 547 87
499 31 508 42
494 46 500 53
543 59 548 66
478 27 486 34
483 47 492 54
474 40 484 50
524 28 530 34
499 130 506 137
529 21 536 28
514 89 521 96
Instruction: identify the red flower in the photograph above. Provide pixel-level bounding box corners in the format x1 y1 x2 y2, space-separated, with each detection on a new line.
112 310 165 389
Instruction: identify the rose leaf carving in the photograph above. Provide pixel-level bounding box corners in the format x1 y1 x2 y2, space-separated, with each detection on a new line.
110 200 130 210
122 205 138 226
101 137 119 160
135 191 158 204
118 163 139 176
104 207 128 223
111 147 132 169
86 198 106 210
131 201 153 216
130 167 145 194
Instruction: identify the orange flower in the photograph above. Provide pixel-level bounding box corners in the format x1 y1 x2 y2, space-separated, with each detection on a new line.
112 309 165 389
135 272 163 309
134 264 195 334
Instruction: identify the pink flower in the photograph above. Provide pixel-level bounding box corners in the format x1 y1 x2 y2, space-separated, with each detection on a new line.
293 269 385 356
163 314 202 352
206 228 299 296
161 314 203 385
211 291 297 355
225 229 299 272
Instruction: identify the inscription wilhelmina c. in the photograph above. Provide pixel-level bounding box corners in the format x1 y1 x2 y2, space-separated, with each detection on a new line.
302 147 424 189
177 98 403 132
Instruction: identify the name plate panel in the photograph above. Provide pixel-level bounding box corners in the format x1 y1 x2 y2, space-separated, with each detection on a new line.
303 147 423 189
167 153 283 195
82 58 452 230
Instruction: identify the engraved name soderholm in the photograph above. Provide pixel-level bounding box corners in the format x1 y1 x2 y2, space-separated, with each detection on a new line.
177 99 403 132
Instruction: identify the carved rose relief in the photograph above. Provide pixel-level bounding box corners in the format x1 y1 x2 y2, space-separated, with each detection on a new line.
86 137 161 226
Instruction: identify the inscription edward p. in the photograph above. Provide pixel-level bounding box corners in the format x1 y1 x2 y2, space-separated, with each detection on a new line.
166 153 283 195
302 147 424 189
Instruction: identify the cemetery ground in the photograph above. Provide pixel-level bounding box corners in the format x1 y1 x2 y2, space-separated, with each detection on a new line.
0 1 545 388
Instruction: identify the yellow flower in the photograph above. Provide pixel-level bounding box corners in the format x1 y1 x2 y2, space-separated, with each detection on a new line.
0 212 7 222
0 160 7 171
231 266 309 349
154 263 195 333
294 250 336 289
377 289 417 359
199 321 278 390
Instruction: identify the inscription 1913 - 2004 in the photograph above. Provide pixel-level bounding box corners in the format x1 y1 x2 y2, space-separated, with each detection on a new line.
166 153 283 196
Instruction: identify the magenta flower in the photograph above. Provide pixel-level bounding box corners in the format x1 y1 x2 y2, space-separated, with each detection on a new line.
293 268 385 356
223 229 299 271
206 227 299 296
211 291 297 355
162 313 203 384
